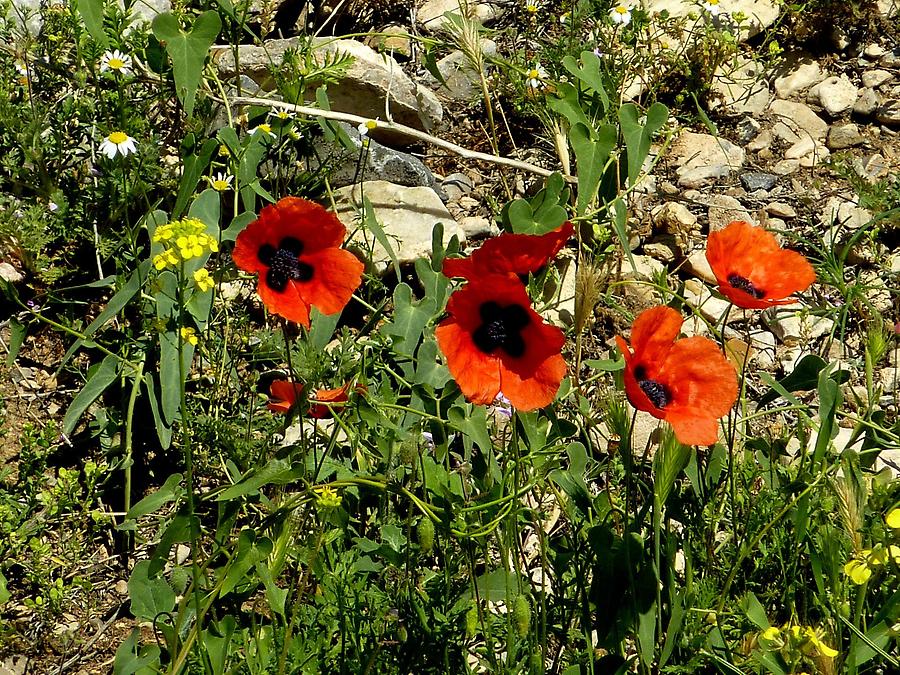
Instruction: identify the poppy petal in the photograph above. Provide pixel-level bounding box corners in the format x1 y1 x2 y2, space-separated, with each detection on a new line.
660 336 738 420
257 276 311 326
268 379 303 413
443 221 574 279
296 248 364 317
499 350 566 411
435 318 502 405
616 334 667 419
628 306 683 362
260 196 348 253
665 411 721 446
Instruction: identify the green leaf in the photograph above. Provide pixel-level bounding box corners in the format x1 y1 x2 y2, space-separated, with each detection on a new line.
142 372 172 449
75 0 108 47
740 592 770 630
814 364 841 465
653 427 691 508
216 458 301 501
463 568 522 602
758 354 850 407
152 11 221 118
222 211 256 243
6 317 25 366
113 629 161 675
221 530 272 596
619 102 668 186
0 570 9 605
563 52 610 110
362 196 401 283
256 562 287 616
382 283 436 360
571 122 616 216
126 473 183 520
128 560 176 621
448 404 493 455
173 137 218 218
547 84 592 130
63 354 120 435
202 616 236 675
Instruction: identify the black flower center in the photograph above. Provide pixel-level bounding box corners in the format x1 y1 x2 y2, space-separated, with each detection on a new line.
633 364 671 410
727 273 764 299
472 301 530 358
258 237 313 292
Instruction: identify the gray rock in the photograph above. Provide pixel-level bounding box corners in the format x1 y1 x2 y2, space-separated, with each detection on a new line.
861 69 894 89
746 128 773 152
643 236 681 262
417 0 502 31
307 123 436 189
827 123 863 149
670 131 745 188
333 181 465 272
772 159 800 175
122 0 172 25
768 99 828 141
441 172 474 201
740 171 777 191
853 153 890 182
808 74 858 116
765 201 796 218
764 306 834 344
213 38 443 142
853 88 881 116
707 194 753 232
875 99 900 125
422 40 497 101
644 0 780 38
8 0 42 34
820 196 872 230
773 58 823 99
736 117 762 143
0 262 23 283
458 216 497 239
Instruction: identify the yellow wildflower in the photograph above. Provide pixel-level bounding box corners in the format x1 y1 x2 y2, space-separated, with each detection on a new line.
180 327 198 346
151 218 218 270
886 507 900 529
314 485 342 509
193 268 214 292
844 557 873 585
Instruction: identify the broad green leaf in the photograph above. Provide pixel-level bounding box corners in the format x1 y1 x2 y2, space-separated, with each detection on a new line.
548 82 592 130
740 592 770 630
113 629 161 675
6 317 25 366
563 52 610 110
256 562 286 616
571 122 616 216
152 11 221 118
463 568 522 602
173 137 218 218
126 473 183 520
814 364 841 465
142 372 172 449
63 354 120 435
382 283 436 360
216 458 301 500
75 0 108 47
758 354 849 407
222 211 256 242
448 404 493 454
128 560 176 621
309 308 341 350
202 616 236 675
362 196 401 283
619 102 668 186
221 530 272 595
0 570 9 605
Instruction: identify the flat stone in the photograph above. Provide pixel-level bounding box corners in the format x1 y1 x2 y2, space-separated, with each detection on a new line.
766 201 796 218
684 279 744 324
670 131 745 188
365 24 412 58
643 236 681 262
875 99 900 125
827 123 864 149
740 171 777 191
422 40 498 101
808 74 858 116
853 153 890 182
707 194 753 232
333 181 465 272
764 306 835 344
877 0 899 16
213 38 443 142
652 201 697 232
773 58 823 98
458 216 497 239
622 254 666 281
418 0 501 31
746 128 773 152
772 159 800 175
854 88 881 116
736 117 762 143
0 262 23 283
820 196 872 230
307 123 436 189
768 99 828 141
683 249 717 284
862 69 894 89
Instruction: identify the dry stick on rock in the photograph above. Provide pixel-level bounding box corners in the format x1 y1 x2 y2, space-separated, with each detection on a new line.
227 95 576 182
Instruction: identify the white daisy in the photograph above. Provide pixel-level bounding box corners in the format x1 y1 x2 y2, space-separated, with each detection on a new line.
251 123 276 138
14 61 29 86
559 11 570 24
610 4 632 25
702 0 722 15
100 49 133 76
525 64 548 91
268 109 295 121
357 119 379 137
99 131 137 159
208 172 233 192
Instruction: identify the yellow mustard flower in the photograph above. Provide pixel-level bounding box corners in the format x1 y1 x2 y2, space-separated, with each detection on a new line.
152 218 218 270
314 485 342 509
886 507 900 529
193 268 214 292
180 327 198 346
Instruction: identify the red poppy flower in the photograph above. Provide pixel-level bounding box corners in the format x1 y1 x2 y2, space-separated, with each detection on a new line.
442 221 575 280
615 306 738 446
308 382 366 418
232 196 364 327
705 221 815 309
268 379 304 414
435 274 566 411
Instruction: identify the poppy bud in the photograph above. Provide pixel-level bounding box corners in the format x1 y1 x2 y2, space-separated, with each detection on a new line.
513 595 531 637
465 603 478 638
417 517 435 554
